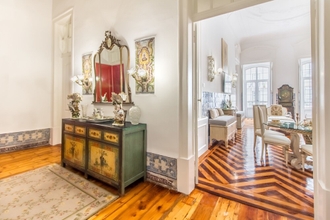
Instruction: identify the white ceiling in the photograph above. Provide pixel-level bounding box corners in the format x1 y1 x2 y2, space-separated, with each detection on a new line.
222 0 311 43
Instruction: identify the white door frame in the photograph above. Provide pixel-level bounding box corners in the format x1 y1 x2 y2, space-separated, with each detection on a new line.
51 9 73 145
310 0 330 218
191 2 329 218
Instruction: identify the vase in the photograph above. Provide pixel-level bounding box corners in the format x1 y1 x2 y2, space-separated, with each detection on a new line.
128 105 141 125
81 104 89 118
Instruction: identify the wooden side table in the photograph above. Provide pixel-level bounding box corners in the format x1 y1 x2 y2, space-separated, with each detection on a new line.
222 108 236 116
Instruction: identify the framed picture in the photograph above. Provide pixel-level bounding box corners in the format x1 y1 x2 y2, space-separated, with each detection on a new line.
134 37 155 94
82 52 93 95
221 38 228 73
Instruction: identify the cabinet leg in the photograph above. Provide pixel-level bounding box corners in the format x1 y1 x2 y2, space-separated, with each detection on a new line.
84 173 88 179
119 188 125 196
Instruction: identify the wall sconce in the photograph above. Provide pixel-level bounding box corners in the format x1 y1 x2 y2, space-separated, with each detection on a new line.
217 67 225 75
207 56 217 82
71 74 93 94
231 73 238 88
128 67 153 93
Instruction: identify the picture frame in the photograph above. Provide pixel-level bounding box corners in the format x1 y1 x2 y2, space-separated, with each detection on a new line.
133 36 155 94
82 52 93 95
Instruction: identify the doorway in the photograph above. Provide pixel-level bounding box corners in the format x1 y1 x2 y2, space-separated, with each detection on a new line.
193 0 311 189
51 9 73 145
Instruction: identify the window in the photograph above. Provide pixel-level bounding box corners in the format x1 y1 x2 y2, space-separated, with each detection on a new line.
299 58 312 118
243 62 271 118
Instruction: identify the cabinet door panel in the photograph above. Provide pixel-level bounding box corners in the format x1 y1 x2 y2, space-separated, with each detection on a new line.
124 131 145 180
88 140 119 182
63 134 86 168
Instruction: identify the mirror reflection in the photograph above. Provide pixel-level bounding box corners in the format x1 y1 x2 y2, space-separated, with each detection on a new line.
93 31 131 103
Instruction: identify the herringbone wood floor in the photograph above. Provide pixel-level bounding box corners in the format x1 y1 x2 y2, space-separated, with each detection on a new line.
0 119 313 219
197 118 314 220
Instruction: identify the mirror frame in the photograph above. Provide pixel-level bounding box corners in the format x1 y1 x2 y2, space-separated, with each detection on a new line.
93 31 132 104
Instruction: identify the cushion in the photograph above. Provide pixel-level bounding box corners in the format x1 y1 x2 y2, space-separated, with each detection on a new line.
209 115 236 126
217 108 224 116
236 111 244 117
270 105 283 116
301 144 313 155
255 129 285 136
209 109 219 119
264 134 291 145
268 116 295 122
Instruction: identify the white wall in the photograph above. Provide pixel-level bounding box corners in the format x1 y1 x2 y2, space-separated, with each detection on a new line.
199 16 238 95
52 0 197 194
240 29 311 111
53 0 182 155
0 0 52 133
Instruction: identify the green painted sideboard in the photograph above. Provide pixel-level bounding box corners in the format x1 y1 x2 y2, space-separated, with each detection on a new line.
61 118 147 195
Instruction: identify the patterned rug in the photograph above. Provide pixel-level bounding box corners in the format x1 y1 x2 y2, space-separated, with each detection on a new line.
0 164 118 220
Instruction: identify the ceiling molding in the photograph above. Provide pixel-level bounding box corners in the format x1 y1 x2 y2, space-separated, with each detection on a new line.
192 0 272 22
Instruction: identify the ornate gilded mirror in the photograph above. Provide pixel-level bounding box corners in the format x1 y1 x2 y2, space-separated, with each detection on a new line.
93 31 132 103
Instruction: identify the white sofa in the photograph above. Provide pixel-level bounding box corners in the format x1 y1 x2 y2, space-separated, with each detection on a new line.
266 104 294 122
236 111 245 129
208 108 237 148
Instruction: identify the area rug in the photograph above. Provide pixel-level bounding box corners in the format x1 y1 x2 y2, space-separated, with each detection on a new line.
0 164 118 220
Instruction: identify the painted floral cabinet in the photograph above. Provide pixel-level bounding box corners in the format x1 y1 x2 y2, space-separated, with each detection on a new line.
61 119 147 195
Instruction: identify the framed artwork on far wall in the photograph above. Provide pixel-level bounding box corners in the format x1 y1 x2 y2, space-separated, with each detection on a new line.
133 36 155 94
221 38 228 73
82 52 93 95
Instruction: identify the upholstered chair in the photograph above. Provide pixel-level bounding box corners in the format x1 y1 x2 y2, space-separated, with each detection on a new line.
301 144 313 172
257 106 291 162
253 105 285 149
267 104 294 122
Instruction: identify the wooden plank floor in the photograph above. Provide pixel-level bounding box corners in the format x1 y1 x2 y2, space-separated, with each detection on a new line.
197 119 314 220
0 126 310 219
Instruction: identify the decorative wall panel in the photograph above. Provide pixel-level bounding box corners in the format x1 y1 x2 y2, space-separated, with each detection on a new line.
202 91 236 117
146 152 177 190
0 129 50 153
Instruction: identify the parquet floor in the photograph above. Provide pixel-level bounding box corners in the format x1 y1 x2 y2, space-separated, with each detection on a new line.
197 118 314 220
0 119 314 219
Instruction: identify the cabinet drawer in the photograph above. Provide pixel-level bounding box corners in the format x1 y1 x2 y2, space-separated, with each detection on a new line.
64 124 74 132
75 126 86 136
103 131 120 145
89 128 102 139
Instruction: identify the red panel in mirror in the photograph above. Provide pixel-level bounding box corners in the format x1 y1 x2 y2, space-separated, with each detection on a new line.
95 63 124 102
